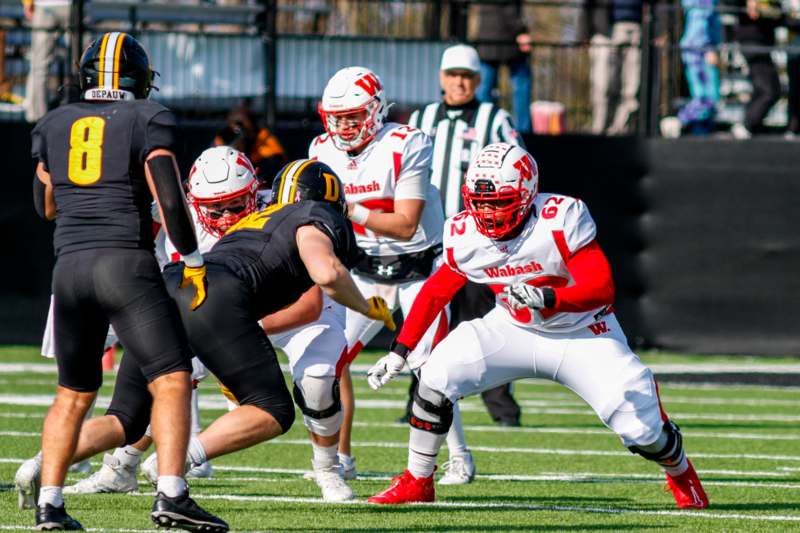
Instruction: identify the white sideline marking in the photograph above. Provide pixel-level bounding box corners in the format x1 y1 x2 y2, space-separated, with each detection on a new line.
2 393 799 423
0 528 162 533
125 492 800 522
3 412 798 442
350 421 800 442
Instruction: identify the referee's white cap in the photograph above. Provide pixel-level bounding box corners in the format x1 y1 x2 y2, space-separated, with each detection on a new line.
440 44 481 73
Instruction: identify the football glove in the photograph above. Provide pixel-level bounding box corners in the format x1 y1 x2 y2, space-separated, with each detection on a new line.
505 283 545 310
367 351 406 390
365 296 396 331
180 264 208 310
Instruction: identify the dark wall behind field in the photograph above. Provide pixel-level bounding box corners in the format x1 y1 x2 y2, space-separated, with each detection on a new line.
2 121 797 355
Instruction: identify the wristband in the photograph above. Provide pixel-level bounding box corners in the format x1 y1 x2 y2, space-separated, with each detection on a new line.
349 204 370 226
389 339 411 359
182 250 204 268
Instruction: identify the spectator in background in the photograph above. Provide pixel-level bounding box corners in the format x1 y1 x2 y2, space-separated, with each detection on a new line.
661 0 722 137
590 0 643 135
22 0 71 122
730 0 782 138
785 1 800 136
473 0 532 133
214 104 288 189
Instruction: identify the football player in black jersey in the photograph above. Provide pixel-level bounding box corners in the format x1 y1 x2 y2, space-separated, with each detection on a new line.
21 159 395 528
23 32 226 532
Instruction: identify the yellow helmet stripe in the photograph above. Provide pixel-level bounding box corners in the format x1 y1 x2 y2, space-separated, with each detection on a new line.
276 160 300 205
287 159 315 205
112 33 127 90
97 33 111 87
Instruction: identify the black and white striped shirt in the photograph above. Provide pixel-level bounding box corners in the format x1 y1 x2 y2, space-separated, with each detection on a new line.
408 100 525 217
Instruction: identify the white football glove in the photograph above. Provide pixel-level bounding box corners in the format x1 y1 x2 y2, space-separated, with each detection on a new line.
505 283 545 310
367 351 406 390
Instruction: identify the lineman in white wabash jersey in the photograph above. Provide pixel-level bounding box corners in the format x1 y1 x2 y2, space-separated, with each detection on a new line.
310 66 449 478
366 143 710 510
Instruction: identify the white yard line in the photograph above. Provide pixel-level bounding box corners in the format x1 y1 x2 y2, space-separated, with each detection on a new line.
1 393 798 422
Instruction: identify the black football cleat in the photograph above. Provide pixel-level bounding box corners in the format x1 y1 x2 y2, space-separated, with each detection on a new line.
35 504 84 530
151 492 229 532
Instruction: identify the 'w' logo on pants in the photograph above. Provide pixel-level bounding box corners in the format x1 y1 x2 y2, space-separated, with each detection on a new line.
588 321 608 336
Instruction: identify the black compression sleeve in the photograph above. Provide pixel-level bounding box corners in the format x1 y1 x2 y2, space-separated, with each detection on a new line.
146 155 198 255
33 175 47 219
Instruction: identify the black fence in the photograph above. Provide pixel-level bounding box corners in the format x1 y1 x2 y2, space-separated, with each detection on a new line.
4 0 799 135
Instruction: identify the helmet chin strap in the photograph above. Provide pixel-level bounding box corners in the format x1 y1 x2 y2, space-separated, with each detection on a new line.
84 87 137 101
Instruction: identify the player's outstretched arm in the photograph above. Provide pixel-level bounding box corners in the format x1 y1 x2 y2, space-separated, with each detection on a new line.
144 148 207 310
348 198 424 241
296 224 394 330
32 163 56 220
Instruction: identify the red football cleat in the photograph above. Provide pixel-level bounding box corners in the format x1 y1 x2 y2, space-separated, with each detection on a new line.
665 459 709 509
368 470 435 504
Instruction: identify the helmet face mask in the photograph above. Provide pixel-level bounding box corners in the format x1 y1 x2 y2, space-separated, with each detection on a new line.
318 67 388 152
188 147 258 237
462 143 539 239
79 32 155 100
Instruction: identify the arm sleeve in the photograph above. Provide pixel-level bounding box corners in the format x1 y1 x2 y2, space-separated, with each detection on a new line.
394 132 433 201
32 175 47 219
396 263 467 350
147 155 199 256
551 240 614 312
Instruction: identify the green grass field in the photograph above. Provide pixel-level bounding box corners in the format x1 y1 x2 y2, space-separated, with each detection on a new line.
1 346 799 532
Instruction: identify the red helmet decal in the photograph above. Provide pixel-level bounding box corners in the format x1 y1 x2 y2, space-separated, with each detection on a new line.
355 73 381 96
514 156 534 182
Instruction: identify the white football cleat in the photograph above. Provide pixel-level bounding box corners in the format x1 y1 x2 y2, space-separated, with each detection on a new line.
141 452 159 488
68 459 92 474
186 461 213 479
312 460 353 502
15 455 42 509
338 453 357 481
64 453 138 494
438 451 475 485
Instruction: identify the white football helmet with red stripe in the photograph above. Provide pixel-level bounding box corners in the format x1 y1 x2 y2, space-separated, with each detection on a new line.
318 66 389 152
462 143 539 239
188 146 258 237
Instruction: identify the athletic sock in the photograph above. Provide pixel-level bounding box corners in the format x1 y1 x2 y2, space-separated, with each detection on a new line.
445 402 468 457
113 445 143 468
190 389 202 435
663 455 689 477
407 427 446 479
187 435 207 467
157 476 187 498
311 442 339 470
38 486 63 508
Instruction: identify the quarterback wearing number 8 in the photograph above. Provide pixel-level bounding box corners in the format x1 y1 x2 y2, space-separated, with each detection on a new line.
367 143 709 509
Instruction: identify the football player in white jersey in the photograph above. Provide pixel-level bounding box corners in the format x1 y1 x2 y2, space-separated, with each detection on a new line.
309 66 451 478
57 149 356 501
366 143 709 510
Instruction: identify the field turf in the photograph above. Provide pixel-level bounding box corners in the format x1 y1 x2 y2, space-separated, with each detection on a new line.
0 346 798 531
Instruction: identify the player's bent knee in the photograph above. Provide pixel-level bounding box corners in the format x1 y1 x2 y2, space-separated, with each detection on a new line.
107 409 150 445
293 375 342 436
628 420 683 463
410 378 453 435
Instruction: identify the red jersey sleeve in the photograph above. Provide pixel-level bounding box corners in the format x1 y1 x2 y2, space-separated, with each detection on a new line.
551 240 614 312
396 263 467 350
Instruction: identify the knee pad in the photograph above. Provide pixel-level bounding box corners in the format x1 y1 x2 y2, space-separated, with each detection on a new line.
107 409 150 445
410 378 453 435
293 375 342 437
628 420 683 464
